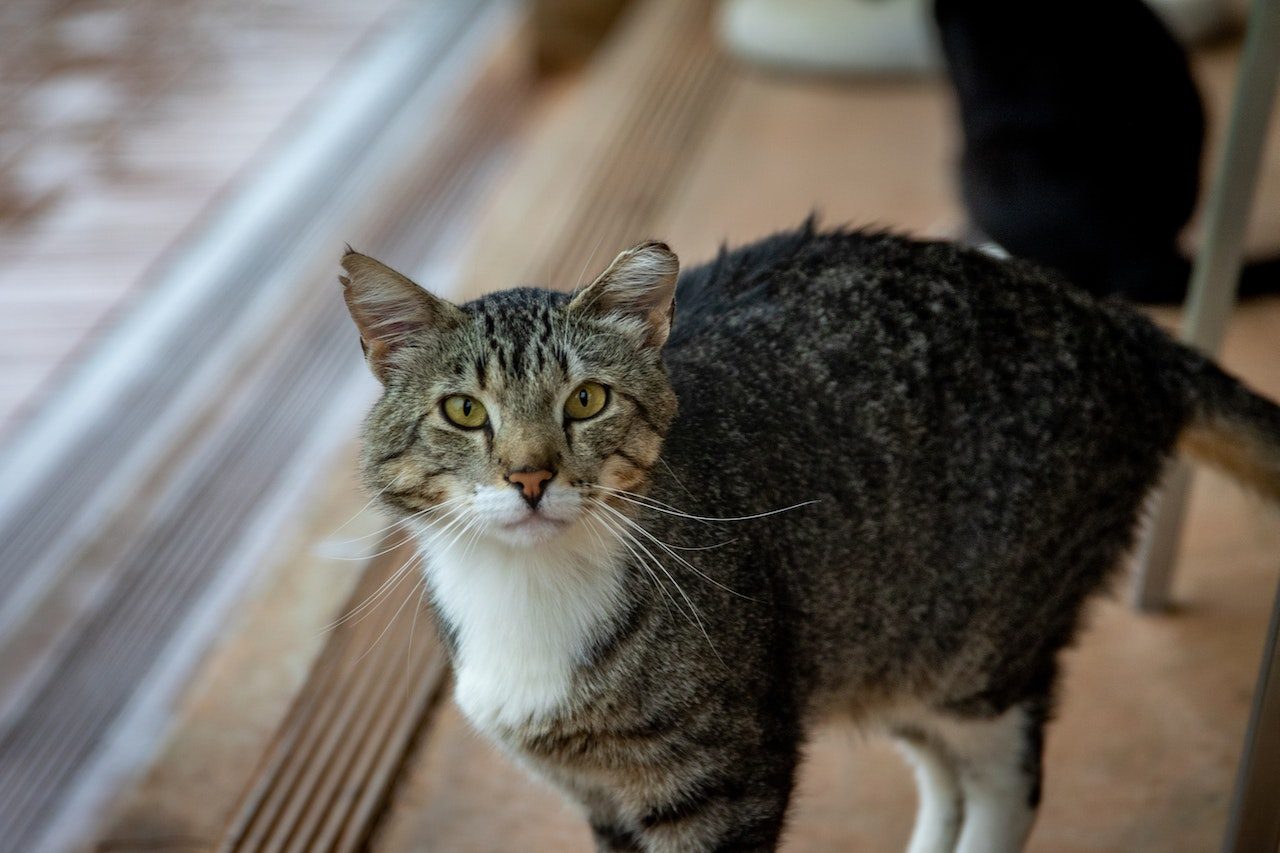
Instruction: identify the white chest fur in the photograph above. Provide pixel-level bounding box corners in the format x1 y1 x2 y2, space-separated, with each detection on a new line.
418 524 626 731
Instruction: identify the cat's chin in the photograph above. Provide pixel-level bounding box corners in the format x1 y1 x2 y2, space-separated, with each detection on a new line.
492 512 573 546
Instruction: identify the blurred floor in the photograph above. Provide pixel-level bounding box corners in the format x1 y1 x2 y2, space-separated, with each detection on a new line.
0 0 1275 850
0 0 399 441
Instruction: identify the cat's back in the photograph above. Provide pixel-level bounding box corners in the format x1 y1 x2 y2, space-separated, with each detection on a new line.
662 224 1188 535
671 222 1123 361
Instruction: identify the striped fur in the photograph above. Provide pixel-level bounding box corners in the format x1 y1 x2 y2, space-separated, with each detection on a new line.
343 225 1280 852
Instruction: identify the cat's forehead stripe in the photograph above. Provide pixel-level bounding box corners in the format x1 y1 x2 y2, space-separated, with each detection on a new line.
469 295 571 378
510 328 527 376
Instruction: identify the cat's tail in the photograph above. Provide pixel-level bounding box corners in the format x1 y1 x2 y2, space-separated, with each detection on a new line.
1179 356 1280 503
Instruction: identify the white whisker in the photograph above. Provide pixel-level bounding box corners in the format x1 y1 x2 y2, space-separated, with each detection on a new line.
356 573 427 665
594 485 819 523
573 231 609 291
589 486 715 522
592 499 756 601
374 513 484 668
324 477 401 538
657 457 697 500
318 504 469 634
319 532 422 561
593 507 726 669
321 552 421 637
404 571 431 690
317 496 468 553
398 515 482 687
588 511 677 621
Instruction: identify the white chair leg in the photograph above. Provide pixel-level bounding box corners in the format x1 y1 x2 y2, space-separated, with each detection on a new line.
1130 0 1280 613
1133 462 1195 612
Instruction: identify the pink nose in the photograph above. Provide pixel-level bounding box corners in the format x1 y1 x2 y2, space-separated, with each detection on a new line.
506 468 554 507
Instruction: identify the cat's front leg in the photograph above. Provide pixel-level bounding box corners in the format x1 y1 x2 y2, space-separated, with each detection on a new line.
543 775 644 852
584 771 796 852
589 816 643 852
631 783 793 852
617 750 799 853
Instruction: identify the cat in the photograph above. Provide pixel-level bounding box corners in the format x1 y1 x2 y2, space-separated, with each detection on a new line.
340 221 1280 853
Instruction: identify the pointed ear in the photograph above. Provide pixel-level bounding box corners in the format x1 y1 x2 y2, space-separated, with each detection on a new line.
567 241 678 348
339 249 463 382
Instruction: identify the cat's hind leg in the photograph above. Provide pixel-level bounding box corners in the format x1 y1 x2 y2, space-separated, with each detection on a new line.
893 729 962 853
930 701 1046 853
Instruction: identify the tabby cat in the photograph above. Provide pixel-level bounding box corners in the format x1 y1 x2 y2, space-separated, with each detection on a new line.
340 223 1280 853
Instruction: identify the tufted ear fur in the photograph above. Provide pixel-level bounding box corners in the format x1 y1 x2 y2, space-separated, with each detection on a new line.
339 249 464 383
567 241 678 348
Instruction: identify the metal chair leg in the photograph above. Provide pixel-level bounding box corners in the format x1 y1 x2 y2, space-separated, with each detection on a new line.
1223 579 1280 853
1130 0 1280 613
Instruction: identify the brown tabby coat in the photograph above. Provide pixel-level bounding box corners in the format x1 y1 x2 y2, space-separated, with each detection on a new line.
342 224 1280 852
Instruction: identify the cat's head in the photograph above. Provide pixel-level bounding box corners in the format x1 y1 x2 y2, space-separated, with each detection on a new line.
341 242 678 547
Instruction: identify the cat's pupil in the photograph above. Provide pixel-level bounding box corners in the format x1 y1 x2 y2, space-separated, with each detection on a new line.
462 399 472 416
578 389 589 406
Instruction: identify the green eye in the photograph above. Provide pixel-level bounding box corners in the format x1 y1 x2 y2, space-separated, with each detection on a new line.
564 382 608 420
442 395 487 428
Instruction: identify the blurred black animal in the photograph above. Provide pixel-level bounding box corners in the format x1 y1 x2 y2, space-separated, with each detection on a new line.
935 0 1279 303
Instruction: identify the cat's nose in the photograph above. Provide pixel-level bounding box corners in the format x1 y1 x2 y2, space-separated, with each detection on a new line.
506 467 555 508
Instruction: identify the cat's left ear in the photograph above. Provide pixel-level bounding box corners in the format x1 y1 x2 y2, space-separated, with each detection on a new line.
568 241 678 348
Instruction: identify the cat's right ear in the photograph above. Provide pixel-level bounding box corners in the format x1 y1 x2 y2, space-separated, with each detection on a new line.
339 249 463 383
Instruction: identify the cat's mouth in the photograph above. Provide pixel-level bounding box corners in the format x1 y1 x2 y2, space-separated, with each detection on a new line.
501 511 569 541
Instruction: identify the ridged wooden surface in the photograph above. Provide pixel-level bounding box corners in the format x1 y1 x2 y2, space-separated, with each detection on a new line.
216 539 449 853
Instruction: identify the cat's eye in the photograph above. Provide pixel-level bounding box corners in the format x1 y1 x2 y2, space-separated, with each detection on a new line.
564 382 608 421
442 395 487 429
